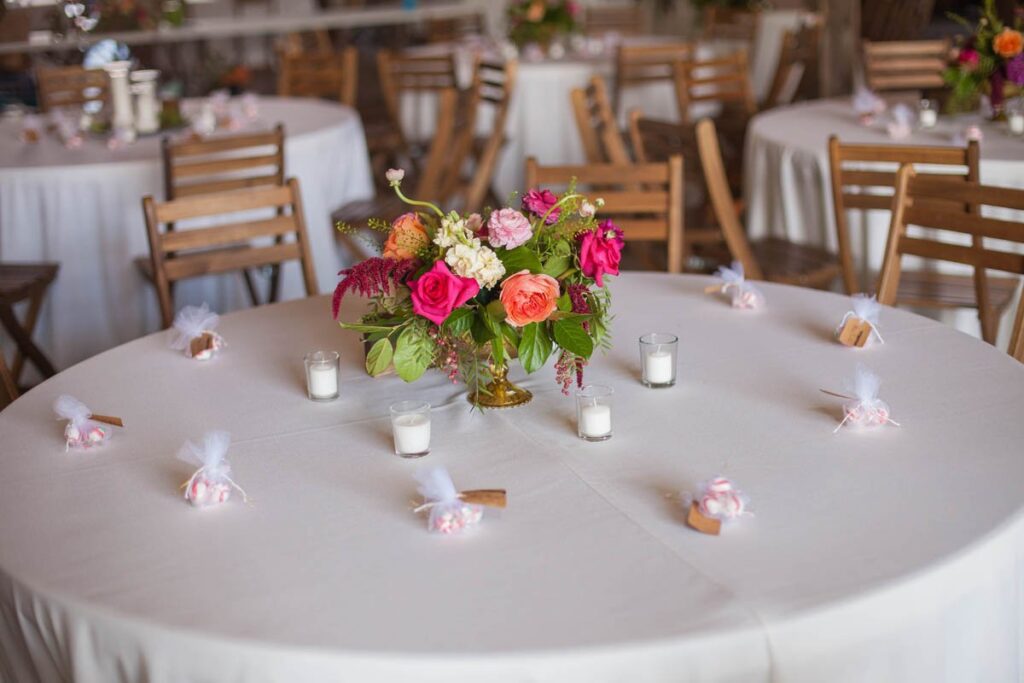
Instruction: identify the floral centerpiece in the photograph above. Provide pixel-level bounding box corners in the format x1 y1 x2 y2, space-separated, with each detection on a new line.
332 169 622 408
944 0 1024 117
507 0 579 50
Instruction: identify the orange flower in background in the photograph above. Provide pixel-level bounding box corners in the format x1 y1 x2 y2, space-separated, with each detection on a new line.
382 212 429 260
500 270 559 327
525 0 545 22
994 28 1023 58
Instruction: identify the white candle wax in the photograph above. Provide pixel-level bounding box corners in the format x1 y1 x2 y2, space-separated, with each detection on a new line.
919 108 937 128
393 414 431 454
308 363 338 398
644 350 674 385
579 404 612 438
1010 114 1024 135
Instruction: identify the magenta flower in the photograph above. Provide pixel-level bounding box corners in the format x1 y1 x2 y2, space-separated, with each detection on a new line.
579 220 624 287
1008 54 1024 86
522 189 560 225
957 47 980 69
487 208 534 249
408 261 479 326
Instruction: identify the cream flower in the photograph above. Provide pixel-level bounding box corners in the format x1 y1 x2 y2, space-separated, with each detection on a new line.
445 243 506 289
433 213 473 249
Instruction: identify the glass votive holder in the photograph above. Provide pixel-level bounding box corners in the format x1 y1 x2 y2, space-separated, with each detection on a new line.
639 333 678 388
576 385 613 442
918 99 938 128
390 400 431 458
1008 100 1024 135
304 351 339 401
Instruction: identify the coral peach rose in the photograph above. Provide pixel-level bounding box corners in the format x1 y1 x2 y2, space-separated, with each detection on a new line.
382 212 429 260
994 28 1023 58
500 270 560 327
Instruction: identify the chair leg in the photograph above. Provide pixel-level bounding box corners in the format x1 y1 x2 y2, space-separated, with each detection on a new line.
0 304 56 378
268 265 282 304
242 270 261 307
10 288 45 384
0 351 17 407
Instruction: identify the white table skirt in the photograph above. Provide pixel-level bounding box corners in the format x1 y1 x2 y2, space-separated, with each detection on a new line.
1 272 1023 682
0 96 374 372
744 97 1024 341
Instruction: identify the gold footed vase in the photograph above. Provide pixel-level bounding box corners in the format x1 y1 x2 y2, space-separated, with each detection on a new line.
468 363 532 409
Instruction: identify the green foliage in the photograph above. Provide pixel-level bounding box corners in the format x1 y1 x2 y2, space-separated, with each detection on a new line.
442 308 475 335
393 322 434 382
553 319 594 358
518 322 553 374
497 246 543 275
365 338 393 377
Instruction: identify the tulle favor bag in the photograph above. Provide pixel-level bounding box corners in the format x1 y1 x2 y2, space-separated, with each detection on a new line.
171 304 225 360
834 365 900 433
836 294 884 348
706 262 764 309
54 395 114 451
413 467 506 535
684 477 751 535
178 431 248 508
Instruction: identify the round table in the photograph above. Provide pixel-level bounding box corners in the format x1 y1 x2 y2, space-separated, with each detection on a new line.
1 272 1023 682
0 96 374 373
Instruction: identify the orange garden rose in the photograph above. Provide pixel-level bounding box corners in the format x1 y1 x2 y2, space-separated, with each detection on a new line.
994 28 1023 58
500 270 560 327
382 212 429 260
526 0 545 22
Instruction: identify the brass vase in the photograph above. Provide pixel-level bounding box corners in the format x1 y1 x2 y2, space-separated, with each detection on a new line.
468 363 532 409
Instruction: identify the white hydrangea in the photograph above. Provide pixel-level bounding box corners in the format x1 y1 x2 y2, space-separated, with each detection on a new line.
433 213 472 249
445 243 506 290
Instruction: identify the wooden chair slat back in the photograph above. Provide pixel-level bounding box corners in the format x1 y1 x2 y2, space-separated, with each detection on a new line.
163 124 285 201
673 48 756 124
457 60 519 212
142 178 318 328
36 66 110 114
414 88 461 201
764 17 822 109
571 76 631 165
525 156 685 273
701 7 761 42
585 5 646 36
695 118 762 279
277 46 358 107
377 49 459 143
878 165 1024 362
863 38 951 92
613 42 692 116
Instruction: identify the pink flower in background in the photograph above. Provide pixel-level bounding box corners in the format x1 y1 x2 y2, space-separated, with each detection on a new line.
957 47 980 69
408 261 479 325
579 219 624 287
466 213 485 236
566 1 581 17
487 208 534 249
522 189 561 224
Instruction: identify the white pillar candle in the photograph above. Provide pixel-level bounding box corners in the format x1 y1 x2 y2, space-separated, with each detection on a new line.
918 108 937 128
644 350 674 385
307 364 338 399
579 404 612 438
393 414 431 454
1010 113 1024 135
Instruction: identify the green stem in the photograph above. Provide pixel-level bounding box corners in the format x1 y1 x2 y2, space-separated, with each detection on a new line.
393 184 444 219
538 192 583 226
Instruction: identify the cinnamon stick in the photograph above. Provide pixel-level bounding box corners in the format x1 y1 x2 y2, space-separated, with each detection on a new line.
686 502 721 536
90 414 124 428
837 317 871 347
190 332 214 357
459 489 507 508
703 284 721 294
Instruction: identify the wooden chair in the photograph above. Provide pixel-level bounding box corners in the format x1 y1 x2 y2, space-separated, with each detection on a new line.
277 45 358 107
525 156 685 275
0 351 16 409
376 48 459 146
278 30 333 56
862 38 950 93
763 18 822 109
701 7 761 43
36 65 109 113
425 13 485 43
879 166 1024 360
142 179 317 329
136 125 288 306
0 263 60 393
673 48 757 125
612 42 692 119
442 59 518 213
828 136 1018 344
333 88 460 259
571 76 632 165
696 118 839 288
585 4 646 36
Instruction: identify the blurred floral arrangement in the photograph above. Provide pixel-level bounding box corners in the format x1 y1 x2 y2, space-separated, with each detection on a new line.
218 65 252 95
333 169 621 408
93 0 158 32
944 0 1024 115
507 0 580 49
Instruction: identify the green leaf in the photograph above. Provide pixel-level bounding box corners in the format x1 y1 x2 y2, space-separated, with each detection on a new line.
471 312 491 345
556 293 571 312
486 299 507 322
518 323 553 374
553 319 594 358
393 325 432 382
442 308 474 335
340 322 401 334
542 254 570 278
366 338 394 377
497 246 543 275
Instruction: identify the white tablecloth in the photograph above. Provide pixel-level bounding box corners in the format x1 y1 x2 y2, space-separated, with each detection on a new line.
1 272 1023 682
744 97 1024 340
0 96 374 372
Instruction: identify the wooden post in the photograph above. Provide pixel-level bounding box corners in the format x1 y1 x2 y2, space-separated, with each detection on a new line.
819 0 860 96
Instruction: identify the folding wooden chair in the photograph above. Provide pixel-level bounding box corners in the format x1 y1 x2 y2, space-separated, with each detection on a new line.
0 263 60 393
277 45 358 107
612 42 692 119
571 76 632 165
36 65 109 113
862 39 950 93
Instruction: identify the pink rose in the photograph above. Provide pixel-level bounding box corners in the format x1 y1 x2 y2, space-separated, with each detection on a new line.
522 189 560 225
957 47 980 69
408 261 479 325
579 219 624 287
487 208 534 249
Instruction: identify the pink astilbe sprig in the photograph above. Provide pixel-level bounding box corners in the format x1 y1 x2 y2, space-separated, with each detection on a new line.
332 257 418 319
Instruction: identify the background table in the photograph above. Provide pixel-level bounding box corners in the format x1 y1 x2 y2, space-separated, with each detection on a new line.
0 96 373 372
1 272 1023 682
744 97 1024 339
